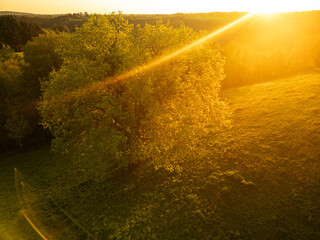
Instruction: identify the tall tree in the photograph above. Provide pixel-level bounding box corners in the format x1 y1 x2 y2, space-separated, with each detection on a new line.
39 13 230 180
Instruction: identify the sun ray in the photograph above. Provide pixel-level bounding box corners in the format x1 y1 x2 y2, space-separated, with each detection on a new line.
49 12 254 102
112 12 254 84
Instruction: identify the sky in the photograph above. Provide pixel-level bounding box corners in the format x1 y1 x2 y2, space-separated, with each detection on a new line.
1 0 320 14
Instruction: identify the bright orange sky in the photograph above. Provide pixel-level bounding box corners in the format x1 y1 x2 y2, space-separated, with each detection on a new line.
1 0 320 14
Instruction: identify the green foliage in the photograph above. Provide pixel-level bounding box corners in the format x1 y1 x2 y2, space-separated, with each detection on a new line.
0 31 62 150
40 13 229 179
134 19 197 59
0 45 30 148
40 13 138 179
125 46 230 170
5 114 32 146
23 31 63 98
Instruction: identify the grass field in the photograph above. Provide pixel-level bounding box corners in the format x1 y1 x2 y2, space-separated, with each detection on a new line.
1 70 319 239
222 69 320 239
0 147 69 239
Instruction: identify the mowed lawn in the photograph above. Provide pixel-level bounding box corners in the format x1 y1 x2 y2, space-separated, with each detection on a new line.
0 70 319 239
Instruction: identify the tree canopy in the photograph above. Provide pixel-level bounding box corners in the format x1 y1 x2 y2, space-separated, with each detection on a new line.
39 13 230 179
0 15 44 51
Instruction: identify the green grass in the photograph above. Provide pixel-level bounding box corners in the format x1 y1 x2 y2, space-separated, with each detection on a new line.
0 147 69 240
1 70 320 239
221 69 320 239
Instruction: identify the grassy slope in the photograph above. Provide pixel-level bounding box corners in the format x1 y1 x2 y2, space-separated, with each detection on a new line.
222 69 320 239
0 70 319 239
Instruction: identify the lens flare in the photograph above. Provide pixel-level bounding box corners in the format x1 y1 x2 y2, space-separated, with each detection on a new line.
20 210 48 240
14 168 90 240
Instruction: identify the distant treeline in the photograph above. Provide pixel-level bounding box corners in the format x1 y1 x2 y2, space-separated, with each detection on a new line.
14 11 246 33
0 15 44 51
126 12 247 32
18 12 90 33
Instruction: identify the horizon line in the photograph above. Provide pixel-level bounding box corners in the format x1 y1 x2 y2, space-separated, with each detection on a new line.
1 9 320 16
